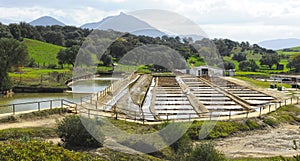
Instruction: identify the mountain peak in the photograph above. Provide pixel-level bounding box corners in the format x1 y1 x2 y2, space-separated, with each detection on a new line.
80 12 166 37
29 16 65 26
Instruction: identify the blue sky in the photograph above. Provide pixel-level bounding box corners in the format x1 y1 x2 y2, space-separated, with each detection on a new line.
0 0 299 43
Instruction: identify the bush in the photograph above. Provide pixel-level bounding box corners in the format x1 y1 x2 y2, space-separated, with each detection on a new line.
263 116 279 127
56 115 103 148
47 64 57 69
187 142 226 161
0 140 100 161
245 119 260 130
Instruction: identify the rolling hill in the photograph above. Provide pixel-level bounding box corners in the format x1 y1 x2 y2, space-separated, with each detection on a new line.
23 38 65 66
258 38 300 50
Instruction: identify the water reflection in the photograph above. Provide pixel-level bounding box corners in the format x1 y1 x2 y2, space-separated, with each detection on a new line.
0 78 113 114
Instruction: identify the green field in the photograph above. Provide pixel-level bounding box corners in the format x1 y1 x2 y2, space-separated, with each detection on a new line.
9 68 71 87
23 38 65 66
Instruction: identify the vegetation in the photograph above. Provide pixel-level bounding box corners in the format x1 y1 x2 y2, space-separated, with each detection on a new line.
9 68 71 88
238 59 259 72
0 38 28 91
23 38 65 66
0 140 101 161
287 53 300 72
0 127 57 140
0 108 68 123
259 53 280 69
56 115 103 148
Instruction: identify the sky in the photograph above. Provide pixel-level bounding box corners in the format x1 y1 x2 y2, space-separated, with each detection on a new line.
0 0 300 43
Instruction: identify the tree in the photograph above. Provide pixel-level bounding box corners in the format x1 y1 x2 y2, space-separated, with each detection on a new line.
0 23 13 39
224 61 235 70
56 49 67 68
56 115 103 148
44 31 64 46
288 53 300 72
232 53 247 62
100 53 113 66
239 59 259 71
8 24 22 40
260 53 280 69
0 38 28 90
56 45 79 67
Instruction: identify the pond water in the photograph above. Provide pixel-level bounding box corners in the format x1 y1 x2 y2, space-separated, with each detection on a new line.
0 77 119 114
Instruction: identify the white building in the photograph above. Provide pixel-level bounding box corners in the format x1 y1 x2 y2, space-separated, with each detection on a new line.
177 66 224 77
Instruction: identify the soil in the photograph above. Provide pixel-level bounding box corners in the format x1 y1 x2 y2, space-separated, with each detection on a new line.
215 124 300 158
0 114 65 130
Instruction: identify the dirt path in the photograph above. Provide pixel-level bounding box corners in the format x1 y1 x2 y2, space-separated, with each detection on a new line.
0 115 65 130
215 124 300 158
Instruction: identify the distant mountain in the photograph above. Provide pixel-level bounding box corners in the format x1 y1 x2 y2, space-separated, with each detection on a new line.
81 12 166 37
29 16 65 26
258 38 300 50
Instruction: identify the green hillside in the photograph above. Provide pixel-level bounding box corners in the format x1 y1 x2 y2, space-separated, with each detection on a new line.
23 38 65 66
277 46 300 56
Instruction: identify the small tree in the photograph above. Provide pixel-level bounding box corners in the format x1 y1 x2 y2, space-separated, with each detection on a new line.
288 53 300 72
56 115 103 148
259 53 280 69
224 61 235 70
0 38 28 90
239 59 259 71
232 53 247 62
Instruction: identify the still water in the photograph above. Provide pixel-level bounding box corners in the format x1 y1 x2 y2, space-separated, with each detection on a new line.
0 77 117 114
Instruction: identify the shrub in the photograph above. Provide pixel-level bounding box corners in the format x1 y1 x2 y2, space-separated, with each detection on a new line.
0 140 100 161
47 64 57 69
56 115 103 148
187 142 226 161
245 119 260 130
263 116 279 127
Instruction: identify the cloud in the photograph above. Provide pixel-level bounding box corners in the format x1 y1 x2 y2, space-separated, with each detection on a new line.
0 0 300 43
0 6 124 26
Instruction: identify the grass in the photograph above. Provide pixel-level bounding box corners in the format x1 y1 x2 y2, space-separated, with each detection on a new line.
234 76 291 88
0 108 68 123
1 104 300 160
0 127 57 140
23 38 65 66
9 67 71 87
234 71 270 77
187 55 206 67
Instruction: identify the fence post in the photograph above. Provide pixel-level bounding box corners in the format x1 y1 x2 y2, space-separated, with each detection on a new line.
269 104 271 112
61 99 63 108
75 104 78 113
291 97 293 104
38 102 40 111
50 100 52 109
279 101 281 107
246 111 249 119
285 99 287 106
229 110 231 120
259 107 262 117
12 104 15 115
88 109 90 118
297 97 299 104
95 102 98 110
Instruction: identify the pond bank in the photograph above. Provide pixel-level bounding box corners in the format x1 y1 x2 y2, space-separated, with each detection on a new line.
13 86 71 93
